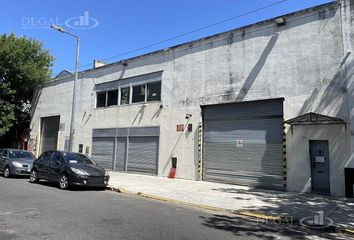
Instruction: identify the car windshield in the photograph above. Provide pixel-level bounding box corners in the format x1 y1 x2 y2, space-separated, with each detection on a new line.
8 150 35 160
62 153 96 165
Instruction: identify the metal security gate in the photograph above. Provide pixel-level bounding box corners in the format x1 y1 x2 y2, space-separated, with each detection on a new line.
127 137 159 174
40 116 60 154
202 98 284 190
91 127 159 174
92 137 115 169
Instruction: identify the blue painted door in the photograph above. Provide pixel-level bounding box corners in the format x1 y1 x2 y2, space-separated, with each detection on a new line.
309 140 330 194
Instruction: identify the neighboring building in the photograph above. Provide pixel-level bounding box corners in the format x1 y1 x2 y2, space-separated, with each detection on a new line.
30 0 354 196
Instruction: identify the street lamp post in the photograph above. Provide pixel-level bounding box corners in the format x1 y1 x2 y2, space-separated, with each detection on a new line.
51 25 80 152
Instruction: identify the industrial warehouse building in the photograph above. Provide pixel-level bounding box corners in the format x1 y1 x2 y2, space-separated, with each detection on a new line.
30 1 354 196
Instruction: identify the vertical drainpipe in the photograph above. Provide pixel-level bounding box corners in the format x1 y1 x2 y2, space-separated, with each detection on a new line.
35 135 39 158
283 123 287 190
198 122 203 181
37 120 42 157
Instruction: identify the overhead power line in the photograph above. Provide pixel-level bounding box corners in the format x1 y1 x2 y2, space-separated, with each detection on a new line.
57 0 290 74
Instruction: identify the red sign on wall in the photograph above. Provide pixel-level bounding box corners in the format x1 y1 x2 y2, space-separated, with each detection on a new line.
176 124 185 132
236 140 244 148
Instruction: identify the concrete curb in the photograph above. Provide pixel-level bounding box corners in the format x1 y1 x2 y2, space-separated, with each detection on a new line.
136 192 225 212
106 185 228 212
105 185 354 235
342 228 354 236
106 186 125 193
234 211 297 223
105 185 297 220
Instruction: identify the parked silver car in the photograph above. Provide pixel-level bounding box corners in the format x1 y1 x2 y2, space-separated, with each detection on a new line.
0 149 36 178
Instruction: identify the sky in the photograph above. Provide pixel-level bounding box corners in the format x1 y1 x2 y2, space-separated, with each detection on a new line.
1 0 334 77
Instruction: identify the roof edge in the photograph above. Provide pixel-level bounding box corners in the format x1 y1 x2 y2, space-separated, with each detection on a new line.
49 1 338 84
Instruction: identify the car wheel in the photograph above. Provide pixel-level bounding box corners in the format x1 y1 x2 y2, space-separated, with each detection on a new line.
59 173 69 190
30 169 39 183
3 167 10 178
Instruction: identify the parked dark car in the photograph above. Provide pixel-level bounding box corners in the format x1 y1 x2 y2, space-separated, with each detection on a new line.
30 151 110 190
0 149 36 177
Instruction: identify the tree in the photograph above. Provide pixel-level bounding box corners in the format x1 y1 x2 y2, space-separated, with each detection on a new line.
0 82 15 136
0 33 54 137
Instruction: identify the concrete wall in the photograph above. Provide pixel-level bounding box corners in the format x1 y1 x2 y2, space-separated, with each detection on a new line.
30 2 354 195
286 125 348 196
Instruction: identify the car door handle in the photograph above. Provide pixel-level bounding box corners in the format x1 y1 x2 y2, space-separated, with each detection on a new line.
317 171 324 173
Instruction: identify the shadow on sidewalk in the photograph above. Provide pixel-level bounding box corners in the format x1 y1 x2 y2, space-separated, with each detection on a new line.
211 187 354 229
200 214 344 239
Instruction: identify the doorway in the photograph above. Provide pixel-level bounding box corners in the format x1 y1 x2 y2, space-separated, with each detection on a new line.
40 116 60 154
309 140 330 194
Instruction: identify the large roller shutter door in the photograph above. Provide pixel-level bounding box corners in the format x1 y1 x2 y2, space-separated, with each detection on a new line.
203 99 284 190
92 137 114 169
40 116 60 154
127 136 158 174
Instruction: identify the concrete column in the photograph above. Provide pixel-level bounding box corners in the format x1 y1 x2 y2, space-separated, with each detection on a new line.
339 0 354 168
339 0 353 53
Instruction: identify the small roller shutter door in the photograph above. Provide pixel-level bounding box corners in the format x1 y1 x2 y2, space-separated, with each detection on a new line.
127 136 158 174
203 99 284 190
115 137 127 171
92 137 114 169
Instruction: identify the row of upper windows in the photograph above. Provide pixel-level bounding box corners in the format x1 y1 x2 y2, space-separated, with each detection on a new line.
96 81 161 108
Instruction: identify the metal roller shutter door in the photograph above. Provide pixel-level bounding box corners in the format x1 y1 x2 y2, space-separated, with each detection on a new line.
115 137 127 171
92 137 114 169
127 136 158 174
203 99 284 190
40 116 60 154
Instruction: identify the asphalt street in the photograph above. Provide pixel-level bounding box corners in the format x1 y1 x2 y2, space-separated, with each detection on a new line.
0 176 349 240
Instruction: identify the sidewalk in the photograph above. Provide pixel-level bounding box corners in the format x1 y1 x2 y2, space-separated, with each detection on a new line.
107 171 354 230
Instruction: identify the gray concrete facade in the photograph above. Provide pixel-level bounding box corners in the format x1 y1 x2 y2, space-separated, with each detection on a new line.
30 1 354 196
